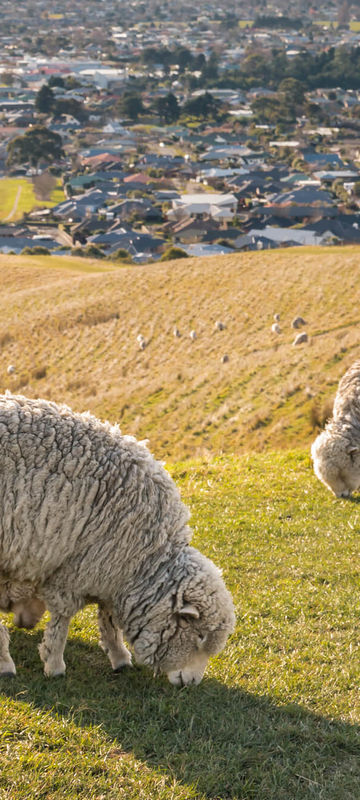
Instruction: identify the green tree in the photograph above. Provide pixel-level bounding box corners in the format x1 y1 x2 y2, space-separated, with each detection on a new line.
7 126 64 169
154 93 179 124
35 84 55 114
119 92 144 120
183 91 221 120
278 77 306 106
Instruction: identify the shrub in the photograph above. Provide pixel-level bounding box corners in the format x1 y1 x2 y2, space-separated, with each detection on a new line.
160 246 189 261
109 248 133 263
21 246 50 255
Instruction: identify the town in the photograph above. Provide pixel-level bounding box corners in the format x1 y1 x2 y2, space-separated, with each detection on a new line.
1 0 360 259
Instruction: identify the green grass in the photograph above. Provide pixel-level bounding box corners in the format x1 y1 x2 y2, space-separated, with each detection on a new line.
2 450 360 798
0 178 65 221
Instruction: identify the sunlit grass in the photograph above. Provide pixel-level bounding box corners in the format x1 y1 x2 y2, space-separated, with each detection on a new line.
0 177 65 221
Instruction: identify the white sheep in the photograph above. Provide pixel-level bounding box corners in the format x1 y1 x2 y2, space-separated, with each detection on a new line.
274 313 280 322
6 365 15 375
221 354 229 363
215 321 225 331
311 359 360 498
293 332 308 346
190 330 197 341
291 316 306 329
0 394 235 685
138 339 146 350
173 327 181 338
271 323 281 334
137 335 145 344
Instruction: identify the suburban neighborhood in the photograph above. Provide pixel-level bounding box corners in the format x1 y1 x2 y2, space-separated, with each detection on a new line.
1 1 360 259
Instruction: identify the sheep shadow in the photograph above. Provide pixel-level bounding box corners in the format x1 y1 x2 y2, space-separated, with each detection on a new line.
2 628 360 799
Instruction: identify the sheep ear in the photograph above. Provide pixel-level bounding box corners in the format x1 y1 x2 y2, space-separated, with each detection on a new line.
178 604 200 619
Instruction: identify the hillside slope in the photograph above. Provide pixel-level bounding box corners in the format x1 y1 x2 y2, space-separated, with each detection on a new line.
0 247 359 459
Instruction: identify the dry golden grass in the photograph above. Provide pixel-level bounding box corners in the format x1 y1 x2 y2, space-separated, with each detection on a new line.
0 247 359 459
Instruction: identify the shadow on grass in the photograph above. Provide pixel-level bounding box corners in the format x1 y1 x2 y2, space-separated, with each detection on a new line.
2 628 360 799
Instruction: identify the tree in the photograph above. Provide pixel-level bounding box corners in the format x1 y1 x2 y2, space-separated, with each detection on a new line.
0 72 15 86
182 91 221 120
48 75 65 88
278 77 306 106
35 84 55 114
7 126 64 169
118 92 144 120
154 93 179 124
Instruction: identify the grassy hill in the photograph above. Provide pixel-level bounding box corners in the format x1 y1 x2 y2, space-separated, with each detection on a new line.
0 246 359 459
2 248 360 798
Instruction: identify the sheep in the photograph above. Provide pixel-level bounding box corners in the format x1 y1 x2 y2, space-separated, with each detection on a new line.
6 365 15 375
215 321 225 331
274 313 280 322
190 330 197 341
173 327 181 338
293 332 308 346
221 354 229 363
138 339 146 350
311 359 360 498
0 394 235 685
271 323 281 334
291 316 306 330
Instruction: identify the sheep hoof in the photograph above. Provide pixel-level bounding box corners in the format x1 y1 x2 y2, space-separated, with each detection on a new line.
43 659 66 678
0 658 16 677
113 663 132 673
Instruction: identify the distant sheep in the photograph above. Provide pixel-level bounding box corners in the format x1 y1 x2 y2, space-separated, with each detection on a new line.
293 332 308 346
291 316 306 330
0 395 235 684
137 335 145 344
221 354 229 363
312 359 360 498
215 321 225 331
271 323 281 334
138 339 146 350
173 327 181 338
6 366 15 375
190 330 197 341
274 313 280 322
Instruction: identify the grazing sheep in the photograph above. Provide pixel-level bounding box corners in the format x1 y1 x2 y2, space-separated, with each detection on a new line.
6 366 15 375
190 330 197 341
137 335 145 344
138 339 146 350
293 332 308 346
311 360 360 498
173 327 181 338
0 395 235 685
274 313 280 322
215 321 225 331
221 354 229 363
271 323 281 334
291 316 306 330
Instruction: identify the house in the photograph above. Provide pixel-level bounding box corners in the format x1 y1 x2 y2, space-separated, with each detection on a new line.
169 193 238 221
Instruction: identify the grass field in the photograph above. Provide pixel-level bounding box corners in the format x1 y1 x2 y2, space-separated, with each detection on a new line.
0 246 359 459
2 450 360 799
0 178 65 222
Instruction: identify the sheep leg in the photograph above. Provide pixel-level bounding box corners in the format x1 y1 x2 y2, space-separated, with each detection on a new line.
39 614 71 677
98 606 132 671
0 623 16 676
